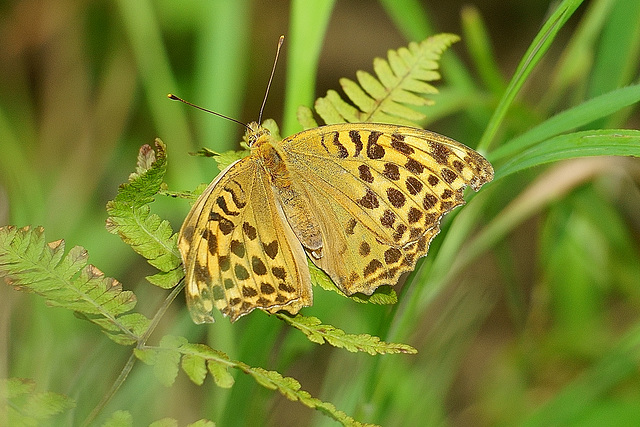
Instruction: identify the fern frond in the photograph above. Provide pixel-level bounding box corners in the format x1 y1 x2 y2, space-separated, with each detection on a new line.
0 226 147 344
135 336 373 426
1 378 75 425
308 260 397 304
101 410 214 427
244 367 375 427
277 313 417 355
298 33 460 127
105 139 183 289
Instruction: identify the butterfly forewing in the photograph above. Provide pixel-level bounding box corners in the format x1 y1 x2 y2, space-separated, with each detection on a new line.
178 157 313 323
279 123 493 295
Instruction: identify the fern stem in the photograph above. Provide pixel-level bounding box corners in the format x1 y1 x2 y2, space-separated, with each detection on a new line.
81 352 137 427
81 282 185 425
140 281 185 346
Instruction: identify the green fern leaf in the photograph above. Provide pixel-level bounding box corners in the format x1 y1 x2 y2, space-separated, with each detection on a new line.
1 378 75 425
0 226 147 344
155 335 187 387
244 368 374 426
278 314 417 355
348 285 397 305
303 33 459 127
101 411 133 427
145 267 185 289
296 104 318 129
149 419 178 427
0 226 132 315
136 338 236 389
180 353 208 386
105 139 183 288
187 420 216 427
206 359 236 389
181 343 235 388
308 260 396 304
76 312 149 345
135 337 372 424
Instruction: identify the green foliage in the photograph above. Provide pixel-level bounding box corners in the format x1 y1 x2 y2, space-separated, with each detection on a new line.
308 259 398 305
105 139 183 289
2 133 408 424
2 0 640 426
0 378 75 426
100 410 214 427
298 33 459 128
277 313 416 355
497 129 640 179
0 225 145 345
134 335 370 426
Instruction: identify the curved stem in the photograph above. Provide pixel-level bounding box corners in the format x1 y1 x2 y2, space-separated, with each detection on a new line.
81 281 185 426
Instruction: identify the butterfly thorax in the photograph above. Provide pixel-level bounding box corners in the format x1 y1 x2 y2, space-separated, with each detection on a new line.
249 123 324 258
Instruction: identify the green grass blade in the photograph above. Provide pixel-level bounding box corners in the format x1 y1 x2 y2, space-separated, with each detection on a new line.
477 0 585 153
115 0 193 188
541 0 616 110
378 0 434 41
496 129 640 180
492 84 640 163
461 5 506 95
588 0 640 99
522 323 640 427
282 0 336 136
193 0 253 155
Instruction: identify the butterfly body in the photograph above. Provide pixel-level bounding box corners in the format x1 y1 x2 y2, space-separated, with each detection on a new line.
179 122 493 323
252 130 324 257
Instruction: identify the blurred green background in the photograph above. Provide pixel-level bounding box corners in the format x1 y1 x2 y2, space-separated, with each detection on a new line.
1 0 640 426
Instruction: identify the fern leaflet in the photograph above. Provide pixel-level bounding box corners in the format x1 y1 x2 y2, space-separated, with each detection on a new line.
134 336 375 426
277 313 417 355
0 226 148 345
298 33 459 128
105 139 183 289
0 378 75 425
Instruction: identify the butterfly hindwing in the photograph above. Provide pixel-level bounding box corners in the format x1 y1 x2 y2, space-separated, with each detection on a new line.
178 157 313 323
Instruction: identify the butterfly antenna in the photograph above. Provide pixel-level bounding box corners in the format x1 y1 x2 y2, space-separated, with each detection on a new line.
167 93 250 131
258 35 285 125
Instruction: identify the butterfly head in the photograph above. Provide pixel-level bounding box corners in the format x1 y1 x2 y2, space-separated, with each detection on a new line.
245 121 271 148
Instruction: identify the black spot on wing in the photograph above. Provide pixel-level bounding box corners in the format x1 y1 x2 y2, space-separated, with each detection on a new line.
209 212 234 235
382 163 400 181
264 240 278 259
333 132 348 158
349 130 363 157
216 196 239 216
358 164 374 183
243 222 257 240
391 133 414 155
225 181 246 208
358 189 379 209
366 131 385 159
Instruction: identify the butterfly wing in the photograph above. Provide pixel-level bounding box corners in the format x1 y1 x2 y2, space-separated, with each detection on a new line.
178 157 313 323
280 123 493 295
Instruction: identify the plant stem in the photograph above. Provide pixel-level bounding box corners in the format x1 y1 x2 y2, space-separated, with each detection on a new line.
81 282 185 425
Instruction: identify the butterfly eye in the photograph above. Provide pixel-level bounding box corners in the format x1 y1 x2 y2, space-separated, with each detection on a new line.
245 122 270 147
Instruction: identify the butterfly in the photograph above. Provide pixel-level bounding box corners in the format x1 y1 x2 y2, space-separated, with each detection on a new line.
177 121 493 323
